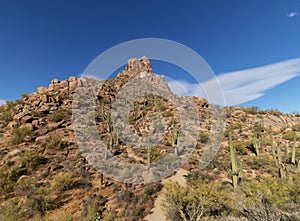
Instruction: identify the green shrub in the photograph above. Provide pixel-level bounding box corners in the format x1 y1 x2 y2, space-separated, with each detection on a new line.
79 204 101 221
18 150 46 170
282 131 299 141
0 202 25 221
231 122 243 130
52 172 73 191
27 187 59 217
49 108 71 122
232 141 249 155
291 125 300 132
242 176 292 209
11 127 35 145
0 165 25 193
46 136 69 150
162 181 234 220
0 109 13 123
54 210 73 221
156 101 168 111
246 156 273 171
162 110 172 117
31 110 44 117
21 93 28 99
198 131 209 143
253 122 265 135
244 107 259 115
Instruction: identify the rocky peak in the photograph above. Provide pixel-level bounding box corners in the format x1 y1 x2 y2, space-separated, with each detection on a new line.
117 56 154 79
126 56 152 73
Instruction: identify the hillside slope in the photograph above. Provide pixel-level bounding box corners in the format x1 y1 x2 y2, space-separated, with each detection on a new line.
0 57 299 221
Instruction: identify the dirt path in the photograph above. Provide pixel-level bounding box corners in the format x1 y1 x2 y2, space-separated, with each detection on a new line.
144 168 188 221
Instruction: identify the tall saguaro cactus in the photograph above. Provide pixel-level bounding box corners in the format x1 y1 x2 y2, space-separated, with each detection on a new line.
252 133 261 157
270 126 278 167
228 131 241 190
146 138 152 170
171 128 180 156
291 131 297 165
269 126 286 180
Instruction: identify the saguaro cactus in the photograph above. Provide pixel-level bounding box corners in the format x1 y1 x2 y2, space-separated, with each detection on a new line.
146 138 152 169
171 128 180 156
291 131 297 165
228 131 242 190
269 126 286 180
270 126 279 167
100 173 104 185
252 133 261 157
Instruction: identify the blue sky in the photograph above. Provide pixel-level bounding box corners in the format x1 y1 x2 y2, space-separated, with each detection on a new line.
0 0 300 112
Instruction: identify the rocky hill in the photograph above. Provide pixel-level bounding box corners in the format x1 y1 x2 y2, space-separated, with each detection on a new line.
0 57 300 221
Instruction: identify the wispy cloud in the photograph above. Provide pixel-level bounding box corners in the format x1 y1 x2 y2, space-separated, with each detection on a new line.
287 12 297 17
0 100 6 106
167 58 300 106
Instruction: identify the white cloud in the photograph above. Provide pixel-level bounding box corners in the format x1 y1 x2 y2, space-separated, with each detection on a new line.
287 12 297 17
167 58 300 106
0 100 6 106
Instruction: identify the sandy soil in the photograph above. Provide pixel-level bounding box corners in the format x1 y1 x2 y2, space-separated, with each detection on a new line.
144 168 188 221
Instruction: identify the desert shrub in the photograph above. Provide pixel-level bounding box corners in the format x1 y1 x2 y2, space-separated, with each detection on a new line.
19 150 46 170
162 110 172 117
46 136 69 150
231 122 243 130
14 177 60 219
268 109 282 116
11 126 35 145
101 211 120 221
198 131 209 143
282 131 299 141
245 156 274 173
240 176 300 219
207 150 231 171
232 141 249 155
244 107 259 115
49 108 71 122
291 124 300 132
0 202 25 221
31 110 44 117
260 136 271 146
243 177 292 207
0 104 16 124
52 172 73 191
117 189 134 202
21 93 28 99
27 187 59 217
183 170 202 185
156 101 168 111
253 122 265 135
0 165 25 193
128 114 135 125
79 204 101 221
162 181 234 220
54 210 73 221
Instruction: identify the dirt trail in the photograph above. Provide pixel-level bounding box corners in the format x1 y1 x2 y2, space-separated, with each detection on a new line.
144 168 188 221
